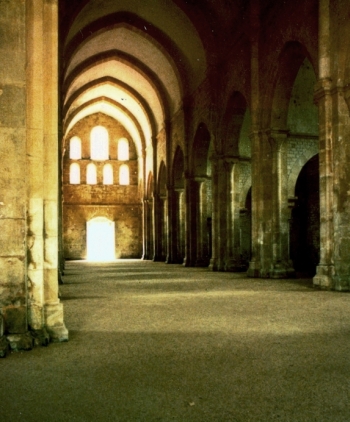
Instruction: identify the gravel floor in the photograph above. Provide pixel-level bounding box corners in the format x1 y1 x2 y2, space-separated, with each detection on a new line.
1 260 350 421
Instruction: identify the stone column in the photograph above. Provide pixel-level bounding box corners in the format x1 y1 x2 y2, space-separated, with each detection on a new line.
216 157 230 271
141 198 149 260
176 189 185 262
247 0 261 277
209 156 219 270
267 129 295 278
26 0 45 336
313 0 335 288
161 195 168 261
166 185 177 263
152 192 162 261
148 197 154 259
247 131 262 277
0 0 28 349
183 174 192 266
195 178 210 267
42 0 68 341
330 86 350 290
225 159 245 271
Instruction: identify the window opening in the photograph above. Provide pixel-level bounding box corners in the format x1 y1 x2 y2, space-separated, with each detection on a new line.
119 164 130 185
69 136 82 159
103 164 113 185
87 163 97 184
69 163 80 184
90 126 109 160
86 217 115 261
118 138 129 161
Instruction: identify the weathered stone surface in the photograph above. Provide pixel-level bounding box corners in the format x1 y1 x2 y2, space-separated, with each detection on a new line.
0 218 25 257
0 314 4 336
0 335 9 358
3 305 27 334
31 328 50 347
45 303 69 343
7 333 33 352
63 113 142 260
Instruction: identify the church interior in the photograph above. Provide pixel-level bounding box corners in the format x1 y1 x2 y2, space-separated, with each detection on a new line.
1 0 350 416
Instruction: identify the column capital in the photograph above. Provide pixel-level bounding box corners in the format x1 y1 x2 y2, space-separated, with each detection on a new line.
314 77 333 104
265 128 289 150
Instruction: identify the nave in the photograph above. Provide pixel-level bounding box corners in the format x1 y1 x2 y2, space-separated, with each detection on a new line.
2 261 350 421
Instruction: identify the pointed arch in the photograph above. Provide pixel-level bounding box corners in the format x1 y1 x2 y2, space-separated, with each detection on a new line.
191 123 211 178
270 41 314 129
172 146 184 189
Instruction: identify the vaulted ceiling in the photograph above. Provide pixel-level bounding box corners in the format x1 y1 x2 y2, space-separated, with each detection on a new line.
60 0 246 160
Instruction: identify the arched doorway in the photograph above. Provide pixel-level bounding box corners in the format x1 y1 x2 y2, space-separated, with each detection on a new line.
86 217 116 261
290 155 320 276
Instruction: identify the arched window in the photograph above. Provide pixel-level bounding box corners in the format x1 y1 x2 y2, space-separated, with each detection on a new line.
119 164 130 185
90 126 109 160
86 163 97 185
69 136 82 159
118 138 129 161
103 164 113 185
70 163 80 184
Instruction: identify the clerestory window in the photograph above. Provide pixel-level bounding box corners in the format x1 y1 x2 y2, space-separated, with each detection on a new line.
70 163 80 184
103 164 113 185
118 138 129 161
90 126 109 160
119 164 130 185
69 136 82 159
87 163 97 185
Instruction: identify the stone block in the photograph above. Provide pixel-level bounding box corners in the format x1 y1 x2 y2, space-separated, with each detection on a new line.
0 128 26 219
0 335 9 358
7 333 33 352
31 328 50 347
0 85 26 128
0 257 25 302
3 305 27 334
0 314 4 336
45 302 69 342
0 219 25 256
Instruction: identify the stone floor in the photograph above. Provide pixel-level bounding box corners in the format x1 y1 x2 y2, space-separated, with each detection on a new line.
1 260 350 421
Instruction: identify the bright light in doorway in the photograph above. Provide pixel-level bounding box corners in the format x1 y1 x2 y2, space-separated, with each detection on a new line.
86 217 115 262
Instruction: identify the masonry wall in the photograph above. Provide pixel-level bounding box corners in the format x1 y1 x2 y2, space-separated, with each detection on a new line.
63 113 142 260
0 1 27 335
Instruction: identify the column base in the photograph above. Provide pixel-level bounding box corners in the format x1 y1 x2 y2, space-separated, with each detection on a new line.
7 332 34 352
332 275 350 291
247 260 260 278
44 302 69 342
0 336 9 358
195 258 209 267
183 256 194 267
208 257 218 271
28 303 44 331
313 264 334 289
225 258 247 272
270 262 295 279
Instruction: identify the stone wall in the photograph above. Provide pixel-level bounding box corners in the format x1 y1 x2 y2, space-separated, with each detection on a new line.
63 113 142 260
0 0 27 340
